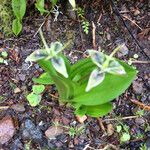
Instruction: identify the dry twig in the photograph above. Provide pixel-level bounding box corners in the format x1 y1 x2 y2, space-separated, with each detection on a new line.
102 115 139 122
122 15 143 30
92 21 96 49
97 118 106 133
130 99 150 111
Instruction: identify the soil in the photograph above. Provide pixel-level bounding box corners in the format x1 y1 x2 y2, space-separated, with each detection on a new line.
0 0 150 149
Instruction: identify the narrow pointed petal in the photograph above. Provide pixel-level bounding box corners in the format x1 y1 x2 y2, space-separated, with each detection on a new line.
49 42 63 55
51 56 68 78
86 50 105 68
107 60 126 75
25 49 48 62
86 68 105 92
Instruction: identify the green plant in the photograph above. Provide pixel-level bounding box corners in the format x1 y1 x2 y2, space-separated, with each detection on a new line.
77 7 89 34
27 85 45 107
53 122 85 137
12 0 26 35
26 29 137 117
140 143 147 150
116 123 131 143
35 0 49 15
0 51 8 64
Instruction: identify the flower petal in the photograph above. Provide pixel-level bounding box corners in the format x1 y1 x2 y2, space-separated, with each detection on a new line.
25 49 48 62
86 68 105 92
51 56 68 78
49 42 63 56
106 60 126 75
86 50 105 68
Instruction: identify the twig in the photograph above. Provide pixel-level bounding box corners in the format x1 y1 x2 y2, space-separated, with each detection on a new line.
33 13 50 37
122 15 143 30
102 116 139 122
0 106 9 110
130 99 150 111
83 144 119 150
97 118 106 133
92 21 96 49
49 93 59 99
97 13 102 25
132 60 150 64
110 0 150 60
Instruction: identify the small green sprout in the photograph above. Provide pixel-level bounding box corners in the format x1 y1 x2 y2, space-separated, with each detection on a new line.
116 123 131 143
27 85 45 107
1 51 8 58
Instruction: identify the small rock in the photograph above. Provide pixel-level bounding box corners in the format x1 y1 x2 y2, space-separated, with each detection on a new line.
45 126 64 139
134 9 140 16
62 116 70 125
14 87 21 94
22 119 43 142
11 104 25 112
117 44 129 57
0 116 16 145
132 81 144 94
107 124 114 136
76 115 87 123
135 118 145 126
18 74 26 81
10 139 23 150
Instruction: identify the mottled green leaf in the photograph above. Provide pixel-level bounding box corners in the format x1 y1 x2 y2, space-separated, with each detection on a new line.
27 93 41 107
32 85 45 94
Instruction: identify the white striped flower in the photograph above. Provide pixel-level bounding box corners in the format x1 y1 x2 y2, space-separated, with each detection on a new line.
26 30 68 78
86 49 126 92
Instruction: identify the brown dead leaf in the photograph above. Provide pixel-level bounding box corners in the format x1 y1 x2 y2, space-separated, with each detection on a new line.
9 48 20 64
76 115 87 123
107 124 114 136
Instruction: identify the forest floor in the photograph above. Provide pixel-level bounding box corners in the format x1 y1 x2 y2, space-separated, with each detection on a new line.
0 0 150 149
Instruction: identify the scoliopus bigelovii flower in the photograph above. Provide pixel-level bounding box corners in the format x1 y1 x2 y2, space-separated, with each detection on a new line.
25 30 68 78
86 46 126 92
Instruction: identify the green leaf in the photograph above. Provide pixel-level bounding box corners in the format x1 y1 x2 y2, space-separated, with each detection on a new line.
12 19 22 36
37 59 74 100
72 60 137 106
86 103 113 117
0 57 4 63
116 125 122 133
75 103 113 117
50 0 58 6
70 58 95 79
32 85 45 94
12 0 26 20
27 93 41 107
35 0 49 15
32 72 54 85
120 132 130 142
1 51 8 58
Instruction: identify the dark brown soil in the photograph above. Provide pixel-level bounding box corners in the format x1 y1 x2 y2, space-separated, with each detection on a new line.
0 0 150 149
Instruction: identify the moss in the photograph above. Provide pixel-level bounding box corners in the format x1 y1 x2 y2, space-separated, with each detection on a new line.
0 0 13 37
